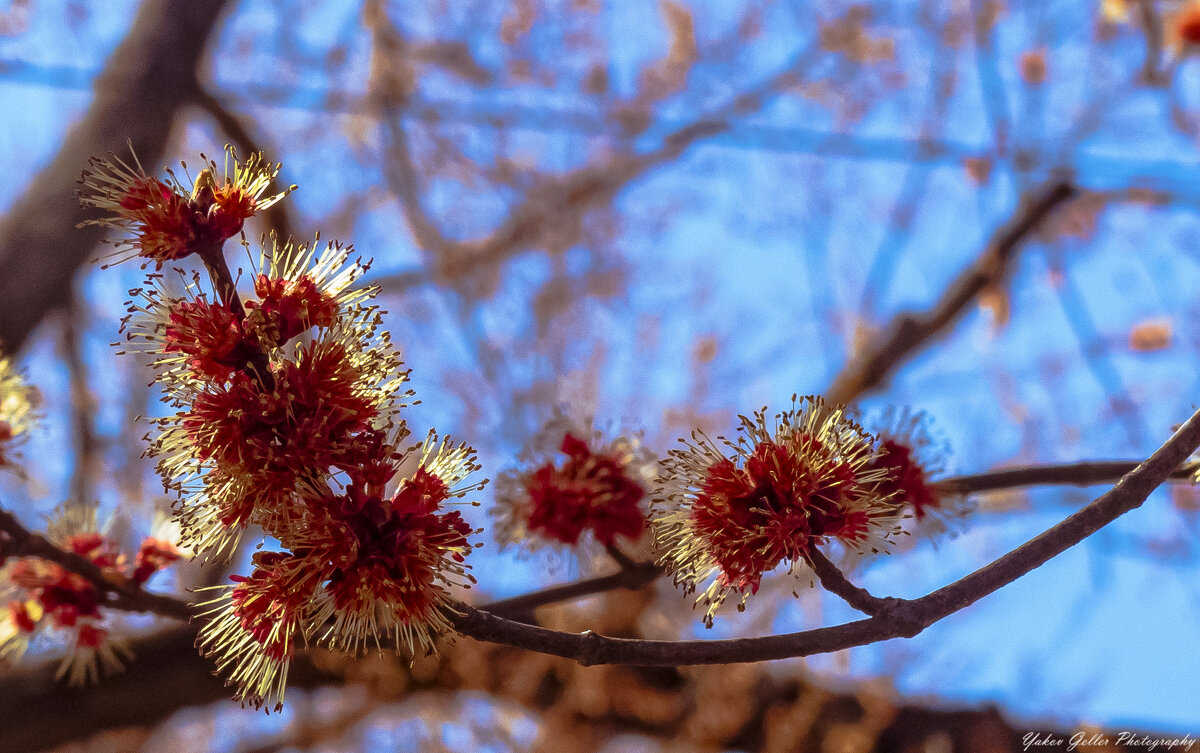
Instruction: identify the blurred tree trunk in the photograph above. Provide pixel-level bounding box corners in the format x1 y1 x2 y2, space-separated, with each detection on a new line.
0 0 234 355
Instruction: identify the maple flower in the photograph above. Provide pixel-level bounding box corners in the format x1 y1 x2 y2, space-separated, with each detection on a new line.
121 241 410 559
196 551 319 710
197 434 483 711
78 146 293 268
308 434 483 656
651 397 900 626
0 355 37 470
861 408 964 532
0 503 140 684
492 414 656 551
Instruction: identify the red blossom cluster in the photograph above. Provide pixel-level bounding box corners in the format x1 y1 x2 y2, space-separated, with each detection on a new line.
492 415 656 554
71 145 963 708
84 148 484 710
0 506 180 685
652 397 951 625
79 147 293 268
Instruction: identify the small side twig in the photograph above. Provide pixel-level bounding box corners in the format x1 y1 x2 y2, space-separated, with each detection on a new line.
805 550 892 617
482 560 662 620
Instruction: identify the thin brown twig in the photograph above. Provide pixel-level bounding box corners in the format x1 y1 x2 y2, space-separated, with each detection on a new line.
804 550 891 617
482 560 662 620
826 179 1077 406
934 459 1198 496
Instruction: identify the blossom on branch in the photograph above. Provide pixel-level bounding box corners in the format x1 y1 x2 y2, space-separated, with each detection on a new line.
0 503 180 685
651 396 901 626
0 355 37 471
491 413 657 552
78 146 293 268
121 240 411 560
861 407 966 532
196 434 483 710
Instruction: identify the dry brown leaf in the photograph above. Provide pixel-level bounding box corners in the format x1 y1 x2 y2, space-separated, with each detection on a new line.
1129 317 1173 352
964 156 994 185
1018 48 1047 85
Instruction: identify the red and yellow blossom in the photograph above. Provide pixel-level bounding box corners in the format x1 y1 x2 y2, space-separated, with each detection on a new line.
0 355 37 471
93 147 483 710
196 434 483 710
0 503 180 685
862 408 965 532
492 413 656 551
120 240 410 559
651 397 901 626
79 146 293 268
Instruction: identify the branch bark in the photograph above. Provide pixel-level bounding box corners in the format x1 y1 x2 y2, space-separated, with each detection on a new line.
0 0 234 354
825 179 1077 405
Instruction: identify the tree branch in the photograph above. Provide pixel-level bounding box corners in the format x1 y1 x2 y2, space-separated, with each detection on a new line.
0 507 192 621
450 405 1200 665
934 459 1198 497
804 550 891 616
825 179 1077 405
482 560 662 620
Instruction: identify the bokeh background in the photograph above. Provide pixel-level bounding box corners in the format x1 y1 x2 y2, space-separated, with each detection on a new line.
2 0 1200 751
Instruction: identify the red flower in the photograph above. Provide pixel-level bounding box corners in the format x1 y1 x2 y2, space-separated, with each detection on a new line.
164 298 259 380
861 408 961 531
868 439 940 519
316 468 473 649
79 147 291 268
132 537 183 585
653 397 899 625
249 274 341 347
524 433 647 547
184 340 376 479
689 438 871 595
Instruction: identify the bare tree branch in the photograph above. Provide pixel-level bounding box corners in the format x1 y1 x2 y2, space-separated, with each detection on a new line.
805 550 891 616
826 179 1077 406
0 507 192 621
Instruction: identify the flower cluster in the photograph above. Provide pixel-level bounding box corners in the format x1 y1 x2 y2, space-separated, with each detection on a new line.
123 236 406 560
0 355 37 471
651 396 906 626
196 434 482 708
91 147 485 710
0 504 180 685
79 146 293 268
491 413 656 552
